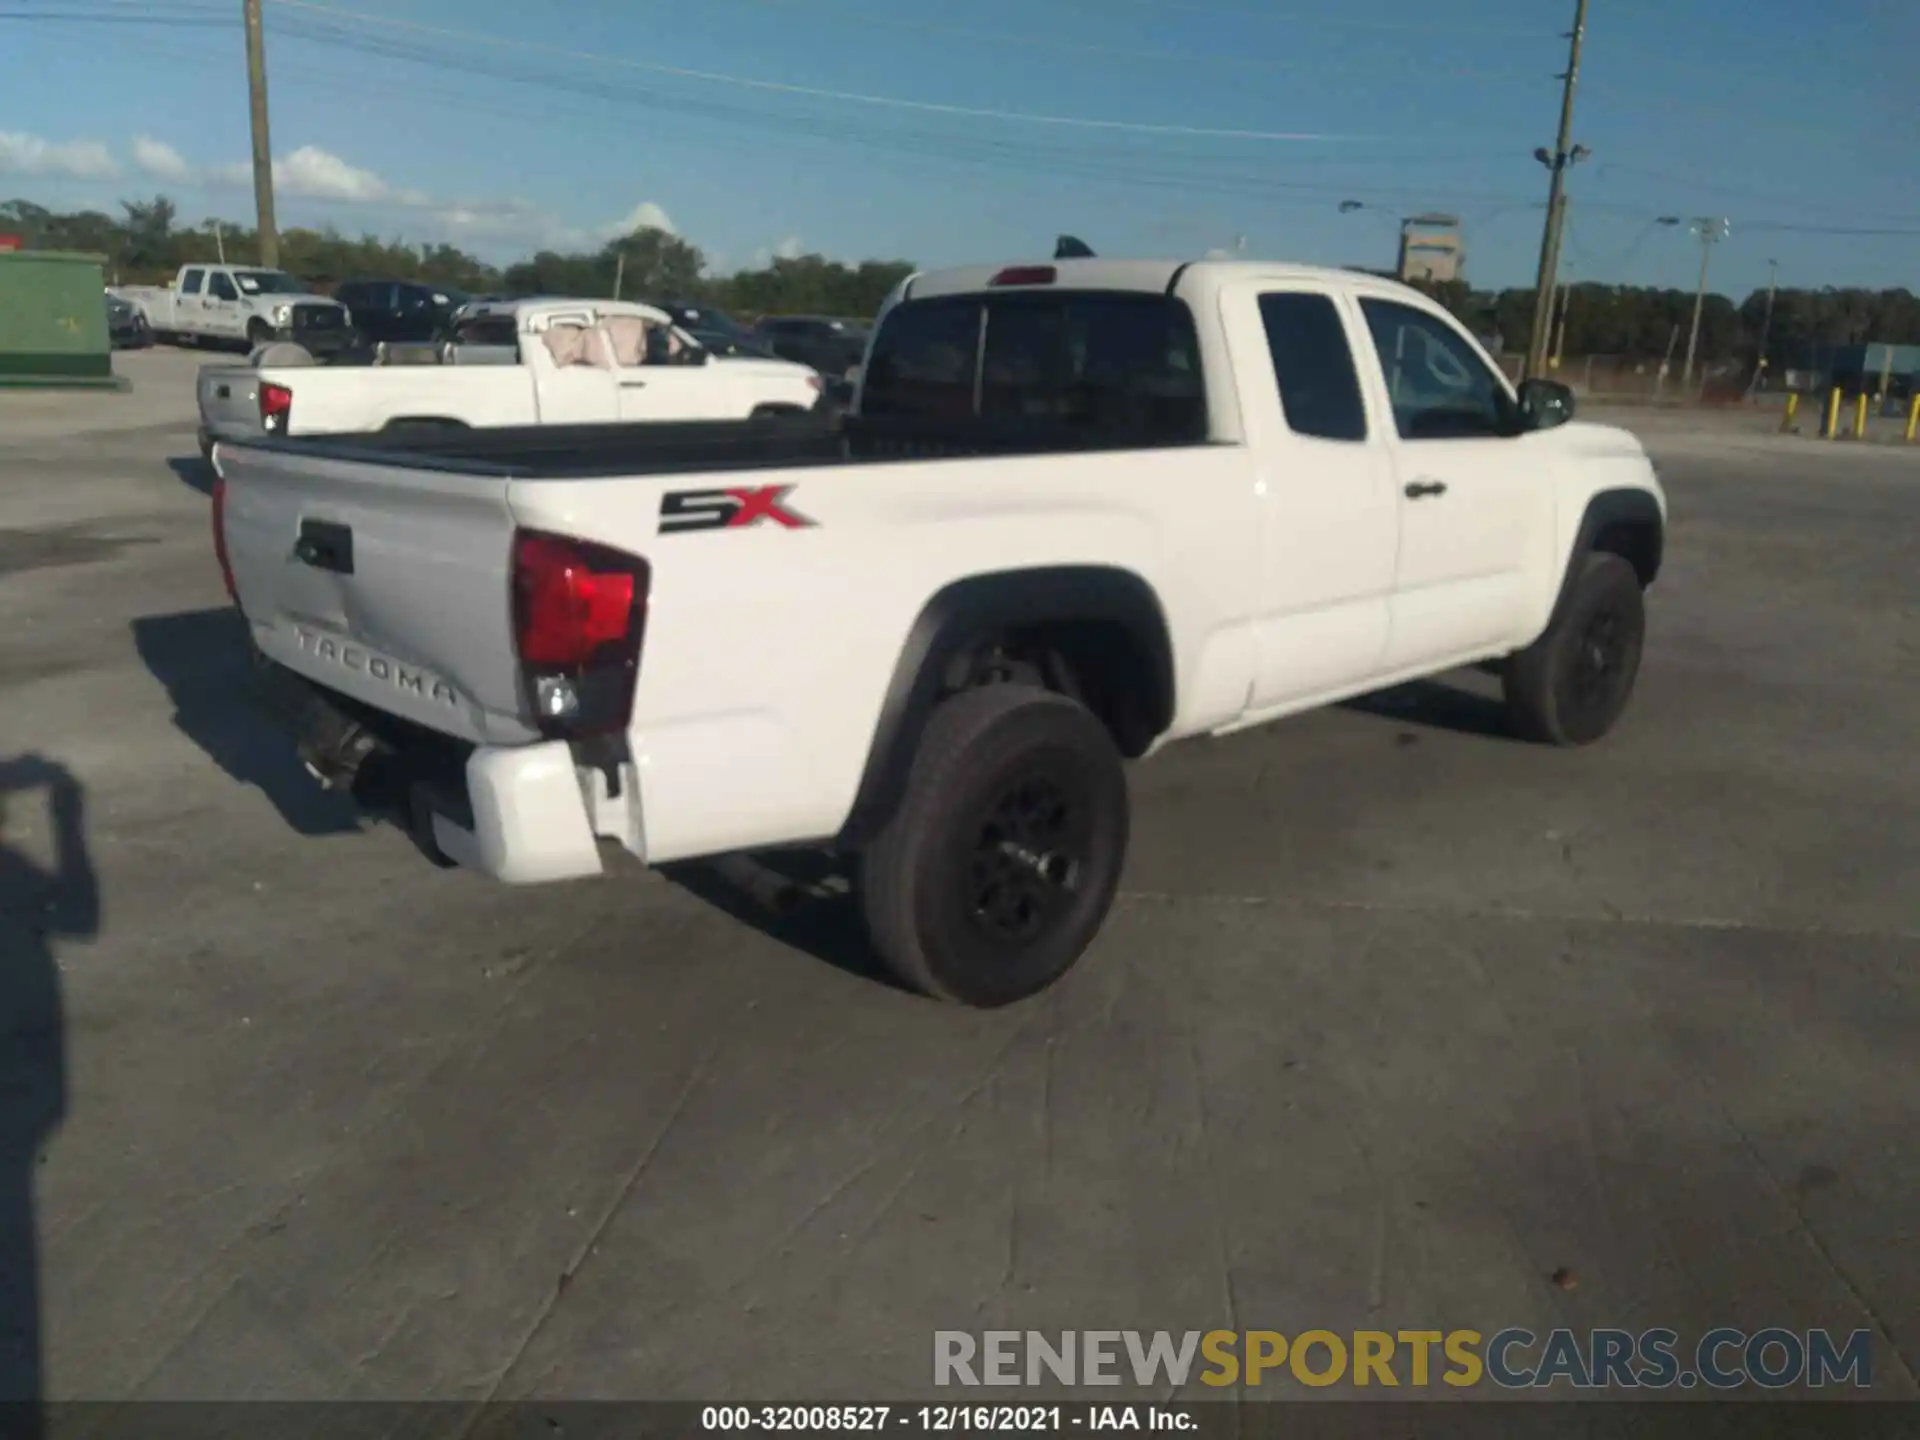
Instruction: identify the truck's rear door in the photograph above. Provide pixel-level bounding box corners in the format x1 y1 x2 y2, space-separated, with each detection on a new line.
217 440 541 746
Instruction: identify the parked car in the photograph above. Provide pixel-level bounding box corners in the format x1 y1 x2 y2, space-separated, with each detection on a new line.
212 256 1667 1009
653 301 773 359
105 292 151 349
752 314 870 380
331 278 469 348
112 264 355 354
195 296 828 454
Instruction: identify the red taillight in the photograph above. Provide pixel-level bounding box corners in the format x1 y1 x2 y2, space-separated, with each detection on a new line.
511 530 650 737
259 381 293 433
210 474 238 603
989 265 1057 287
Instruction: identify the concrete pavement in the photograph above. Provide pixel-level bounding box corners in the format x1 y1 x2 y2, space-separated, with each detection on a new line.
0 392 1915 1409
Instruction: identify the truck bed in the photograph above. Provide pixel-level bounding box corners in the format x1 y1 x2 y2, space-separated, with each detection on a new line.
219 410 1218 480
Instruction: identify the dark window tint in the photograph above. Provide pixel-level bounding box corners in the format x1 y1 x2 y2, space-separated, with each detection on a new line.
1359 299 1517 440
1257 292 1368 441
333 282 367 309
208 272 238 301
859 297 982 421
978 293 1205 441
452 315 517 347
180 269 204 295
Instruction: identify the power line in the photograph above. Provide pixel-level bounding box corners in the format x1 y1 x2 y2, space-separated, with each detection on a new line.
1037 0 1558 38
569 0 1549 80
261 0 1395 143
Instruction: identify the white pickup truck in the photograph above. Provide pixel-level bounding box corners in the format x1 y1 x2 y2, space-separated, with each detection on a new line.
211 257 1667 1008
195 297 829 456
114 263 354 354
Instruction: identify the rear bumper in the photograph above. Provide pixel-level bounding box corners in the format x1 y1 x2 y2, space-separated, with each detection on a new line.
253 655 638 883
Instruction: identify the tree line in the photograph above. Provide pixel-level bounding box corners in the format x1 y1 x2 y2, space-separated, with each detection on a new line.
5 193 1916 361
0 194 915 321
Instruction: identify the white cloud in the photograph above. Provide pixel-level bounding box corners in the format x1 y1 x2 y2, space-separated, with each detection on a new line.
600 201 676 239
0 131 119 181
775 235 803 260
7 133 682 263
132 136 191 182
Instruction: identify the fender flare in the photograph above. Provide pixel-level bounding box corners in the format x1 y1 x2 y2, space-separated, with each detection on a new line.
836 565 1175 847
1542 486 1665 635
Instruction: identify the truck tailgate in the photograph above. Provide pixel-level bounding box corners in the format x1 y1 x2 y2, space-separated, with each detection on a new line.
198 365 262 439
218 442 539 747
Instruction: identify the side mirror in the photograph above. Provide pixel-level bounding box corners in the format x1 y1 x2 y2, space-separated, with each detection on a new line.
1517 377 1576 431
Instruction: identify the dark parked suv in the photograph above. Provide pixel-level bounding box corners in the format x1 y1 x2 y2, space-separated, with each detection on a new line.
332 279 470 348
752 314 870 380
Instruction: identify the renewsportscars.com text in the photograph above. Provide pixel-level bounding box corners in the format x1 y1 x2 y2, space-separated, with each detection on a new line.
934 1328 1874 1391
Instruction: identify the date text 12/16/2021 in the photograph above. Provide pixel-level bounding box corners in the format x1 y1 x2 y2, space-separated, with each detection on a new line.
701 1405 1193 1432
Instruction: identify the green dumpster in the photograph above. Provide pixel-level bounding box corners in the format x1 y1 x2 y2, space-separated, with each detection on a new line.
0 250 122 389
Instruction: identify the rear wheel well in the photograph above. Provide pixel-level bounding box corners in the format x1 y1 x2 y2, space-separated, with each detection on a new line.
945 620 1165 760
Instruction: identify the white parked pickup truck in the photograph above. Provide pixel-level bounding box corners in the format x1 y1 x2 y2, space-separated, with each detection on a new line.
113 263 354 354
211 257 1667 1008
195 297 829 456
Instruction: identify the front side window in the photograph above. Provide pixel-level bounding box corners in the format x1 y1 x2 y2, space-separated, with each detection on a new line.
208 272 238 301
1359 298 1518 440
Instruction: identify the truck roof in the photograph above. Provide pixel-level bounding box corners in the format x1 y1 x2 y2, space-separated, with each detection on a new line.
901 257 1430 304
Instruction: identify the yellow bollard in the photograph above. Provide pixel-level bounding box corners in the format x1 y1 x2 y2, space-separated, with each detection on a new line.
1825 387 1842 439
1908 394 1919 443
1854 392 1870 439
1781 392 1800 433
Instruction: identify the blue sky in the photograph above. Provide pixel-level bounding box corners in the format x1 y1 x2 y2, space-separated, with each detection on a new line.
1 0 1915 294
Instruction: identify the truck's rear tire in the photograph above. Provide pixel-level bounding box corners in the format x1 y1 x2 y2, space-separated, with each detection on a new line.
858 684 1129 1008
1503 551 1646 746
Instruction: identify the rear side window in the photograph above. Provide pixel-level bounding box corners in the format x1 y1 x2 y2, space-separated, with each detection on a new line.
860 297 982 421
453 316 517 347
1257 292 1368 442
180 269 204 295
862 291 1206 441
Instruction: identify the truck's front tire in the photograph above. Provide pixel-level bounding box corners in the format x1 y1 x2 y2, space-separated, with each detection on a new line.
1504 551 1646 746
859 684 1129 1008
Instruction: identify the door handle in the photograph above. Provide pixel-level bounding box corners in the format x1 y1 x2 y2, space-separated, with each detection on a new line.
1404 480 1448 499
619 379 647 389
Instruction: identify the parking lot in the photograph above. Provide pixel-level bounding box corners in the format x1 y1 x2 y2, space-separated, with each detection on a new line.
1 352 1917 1407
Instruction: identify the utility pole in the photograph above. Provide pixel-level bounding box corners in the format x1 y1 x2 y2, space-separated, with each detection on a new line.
1551 273 1573 369
243 0 280 268
1525 0 1591 380
1753 257 1778 392
1680 216 1729 390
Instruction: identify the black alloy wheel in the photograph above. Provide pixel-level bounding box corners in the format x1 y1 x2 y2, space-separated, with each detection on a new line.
965 773 1089 945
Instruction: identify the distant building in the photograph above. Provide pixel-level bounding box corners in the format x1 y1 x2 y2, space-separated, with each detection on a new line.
1397 214 1464 284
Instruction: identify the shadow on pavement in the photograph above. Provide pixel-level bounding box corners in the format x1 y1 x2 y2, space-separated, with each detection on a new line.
167 456 214 496
661 851 907 993
1339 675 1517 741
130 608 361 838
0 756 93 1430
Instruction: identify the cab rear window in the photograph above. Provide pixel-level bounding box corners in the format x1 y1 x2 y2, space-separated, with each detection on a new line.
861 291 1206 442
